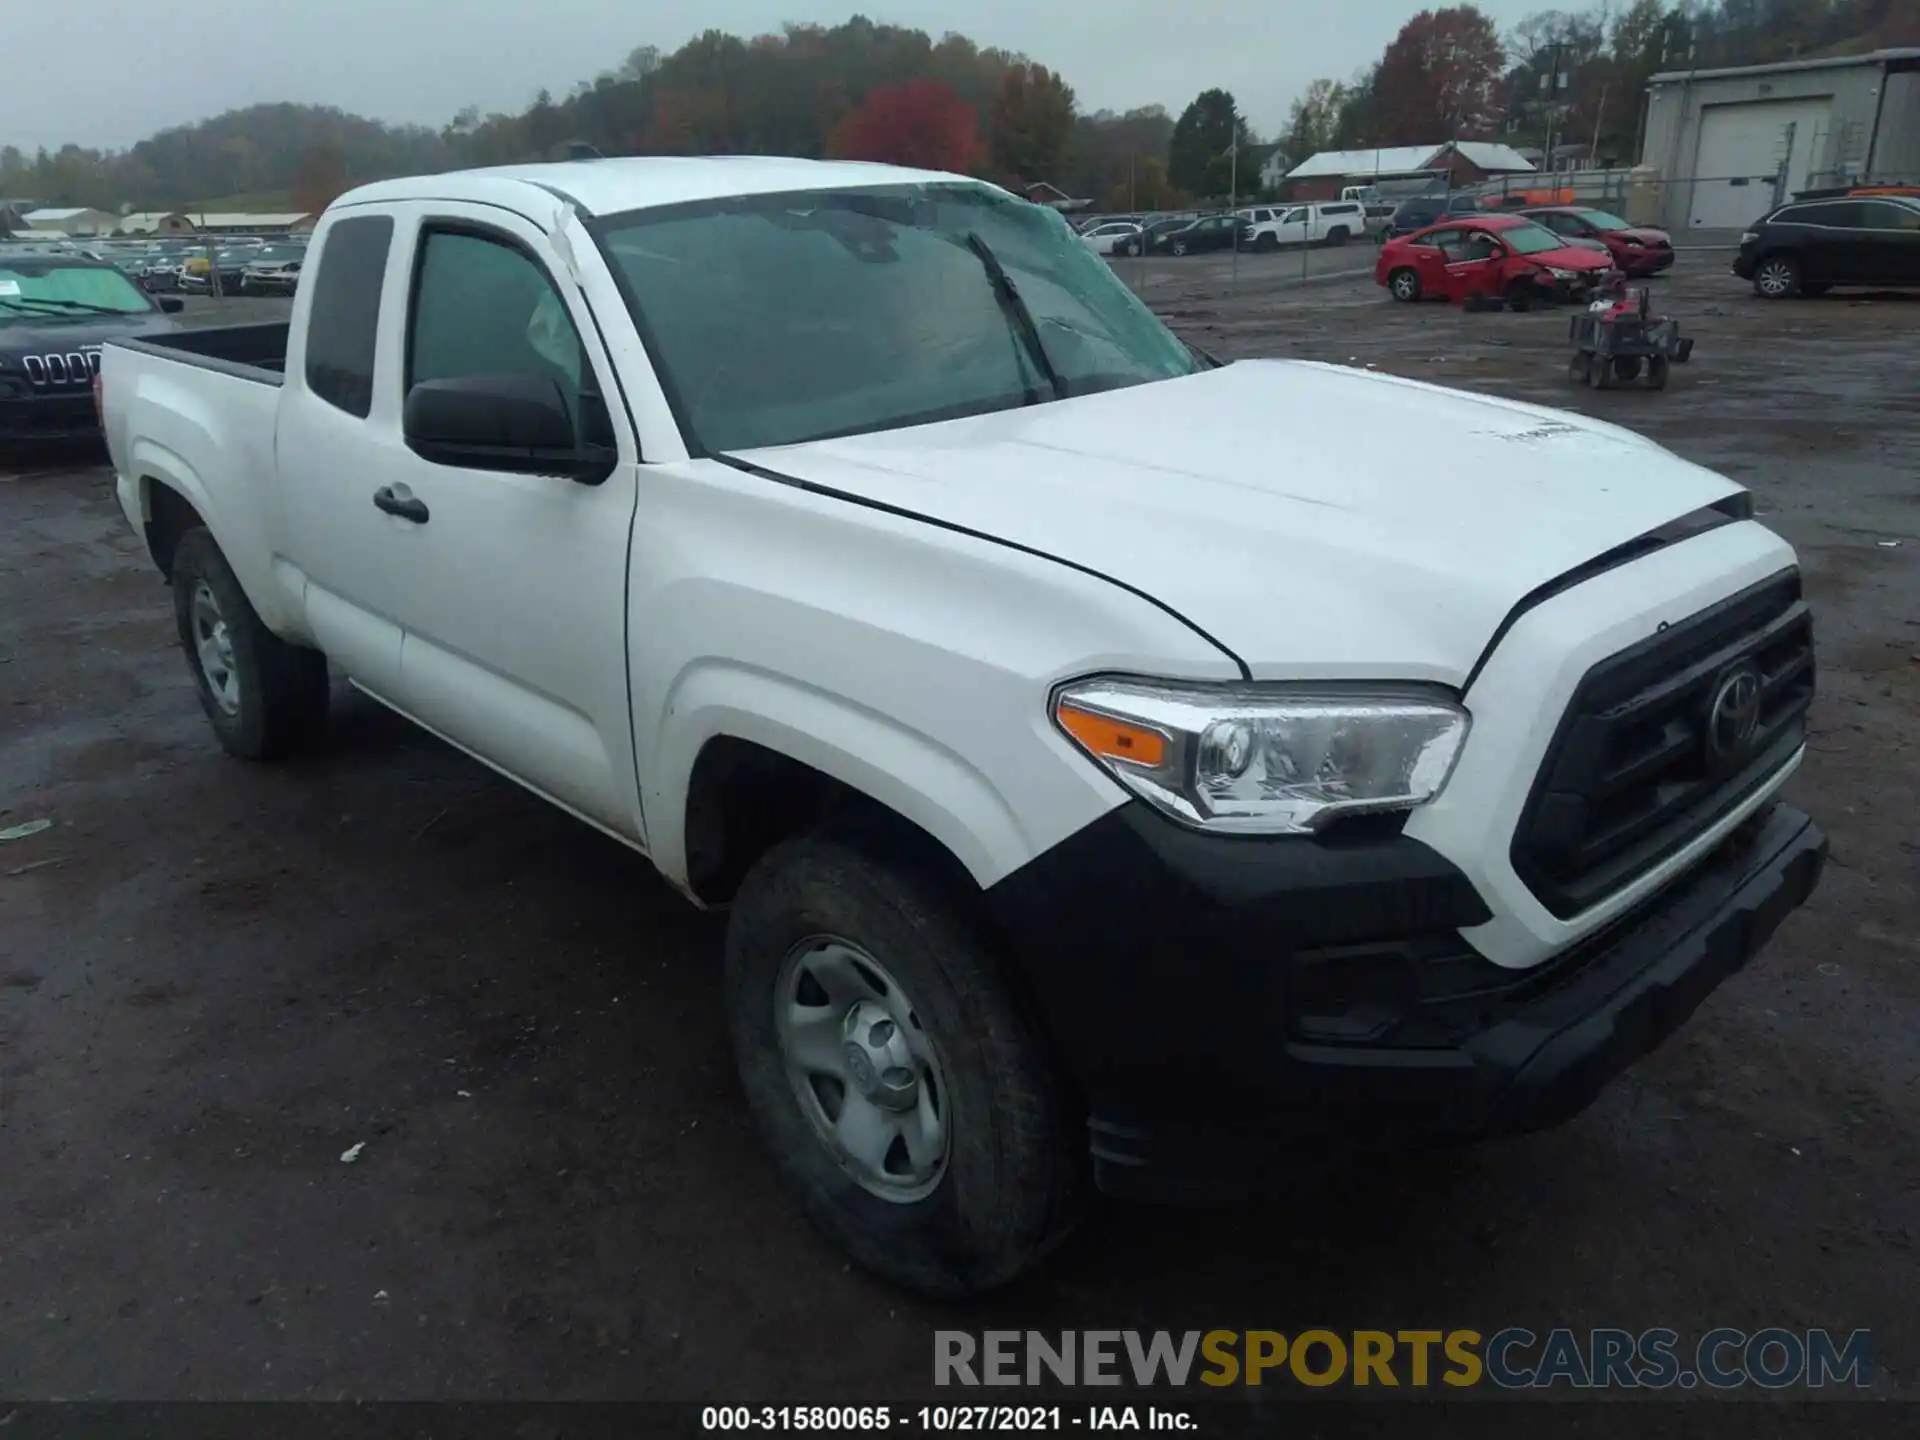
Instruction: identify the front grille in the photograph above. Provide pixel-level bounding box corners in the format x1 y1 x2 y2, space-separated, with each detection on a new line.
1511 569 1813 918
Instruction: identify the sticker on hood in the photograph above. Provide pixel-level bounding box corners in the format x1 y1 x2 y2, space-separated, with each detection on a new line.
1489 421 1588 443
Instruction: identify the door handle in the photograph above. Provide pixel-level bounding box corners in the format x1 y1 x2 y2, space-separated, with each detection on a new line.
372 486 430 524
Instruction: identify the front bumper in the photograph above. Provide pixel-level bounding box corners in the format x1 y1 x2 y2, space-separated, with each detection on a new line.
989 799 1824 1202
0 389 98 442
1621 248 1675 276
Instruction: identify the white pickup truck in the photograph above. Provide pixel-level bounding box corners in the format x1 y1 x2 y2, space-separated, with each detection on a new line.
101 157 1825 1297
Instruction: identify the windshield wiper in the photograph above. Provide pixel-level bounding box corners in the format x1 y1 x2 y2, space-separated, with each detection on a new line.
0 296 132 316
962 232 1067 403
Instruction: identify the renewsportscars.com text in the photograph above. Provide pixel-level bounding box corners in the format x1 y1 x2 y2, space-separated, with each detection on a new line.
934 1328 1872 1390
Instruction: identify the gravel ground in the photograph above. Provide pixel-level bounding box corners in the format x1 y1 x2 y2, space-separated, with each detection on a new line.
0 267 1915 1417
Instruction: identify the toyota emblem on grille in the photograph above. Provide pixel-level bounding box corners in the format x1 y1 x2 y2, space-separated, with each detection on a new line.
1706 663 1763 765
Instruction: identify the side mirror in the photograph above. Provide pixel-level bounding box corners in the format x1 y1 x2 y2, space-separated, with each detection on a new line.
158 296 185 313
403 372 615 483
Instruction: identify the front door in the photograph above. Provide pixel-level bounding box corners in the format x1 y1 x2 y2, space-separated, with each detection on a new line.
371 206 645 839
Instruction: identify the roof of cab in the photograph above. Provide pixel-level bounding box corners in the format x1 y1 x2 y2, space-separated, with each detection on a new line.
333 156 978 219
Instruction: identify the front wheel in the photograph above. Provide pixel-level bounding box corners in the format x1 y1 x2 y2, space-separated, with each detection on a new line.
724 834 1080 1296
1753 254 1801 298
1387 267 1421 301
1170 239 1188 256
170 528 330 760
1255 232 1278 253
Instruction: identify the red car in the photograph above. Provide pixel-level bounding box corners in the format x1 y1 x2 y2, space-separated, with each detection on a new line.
1517 206 1676 277
1375 214 1614 307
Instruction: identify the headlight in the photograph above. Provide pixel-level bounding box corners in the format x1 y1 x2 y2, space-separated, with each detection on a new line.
1546 266 1579 280
1739 231 1758 244
1052 679 1470 834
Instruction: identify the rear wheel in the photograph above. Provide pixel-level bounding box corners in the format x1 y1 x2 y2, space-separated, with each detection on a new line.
170 528 330 760
1388 267 1421 301
1326 227 1350 247
1753 254 1800 298
724 834 1080 1296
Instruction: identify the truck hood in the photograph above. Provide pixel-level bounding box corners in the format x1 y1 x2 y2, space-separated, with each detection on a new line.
731 360 1746 685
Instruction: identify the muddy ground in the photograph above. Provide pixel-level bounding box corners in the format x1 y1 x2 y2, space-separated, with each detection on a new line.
0 268 1915 1418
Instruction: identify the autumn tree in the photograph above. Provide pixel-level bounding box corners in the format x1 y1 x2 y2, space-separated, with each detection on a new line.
1168 88 1249 197
987 62 1076 185
826 78 984 173
1371 7 1508 141
1285 78 1348 160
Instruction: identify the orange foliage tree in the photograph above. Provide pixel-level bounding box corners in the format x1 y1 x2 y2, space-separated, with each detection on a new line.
826 78 984 173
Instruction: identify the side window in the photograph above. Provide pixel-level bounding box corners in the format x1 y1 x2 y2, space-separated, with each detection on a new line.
1795 201 1864 228
407 227 587 403
1284 208 1307 224
1420 226 1460 253
303 214 393 418
1861 200 1920 231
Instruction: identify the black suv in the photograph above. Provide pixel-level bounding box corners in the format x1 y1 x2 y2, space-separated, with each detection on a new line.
0 254 183 443
1734 195 1920 297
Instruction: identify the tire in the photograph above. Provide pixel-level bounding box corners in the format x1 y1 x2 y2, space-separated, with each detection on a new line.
1255 232 1278 253
1504 281 1533 313
1568 353 1593 384
1612 355 1643 383
724 834 1080 1296
1646 355 1670 390
1170 239 1188 257
1327 226 1350 247
170 527 330 760
1387 267 1421 301
1753 254 1800 299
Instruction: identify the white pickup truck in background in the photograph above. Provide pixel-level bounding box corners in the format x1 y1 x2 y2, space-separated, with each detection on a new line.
101 157 1825 1297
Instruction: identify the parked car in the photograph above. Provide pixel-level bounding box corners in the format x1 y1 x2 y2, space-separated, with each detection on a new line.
1733 194 1920 298
1339 186 1396 238
1376 214 1614 306
1238 201 1367 251
1149 212 1246 255
0 254 182 443
100 157 1823 1297
1519 207 1675 277
1079 220 1145 257
241 245 307 294
1387 193 1484 239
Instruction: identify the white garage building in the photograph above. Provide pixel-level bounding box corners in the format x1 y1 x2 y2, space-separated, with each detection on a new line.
1640 46 1920 231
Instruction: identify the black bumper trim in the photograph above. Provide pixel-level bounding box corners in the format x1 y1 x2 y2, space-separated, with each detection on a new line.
988 799 1823 1204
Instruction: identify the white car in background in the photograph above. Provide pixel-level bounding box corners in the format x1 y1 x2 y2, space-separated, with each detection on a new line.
1079 220 1145 257
1238 200 1369 251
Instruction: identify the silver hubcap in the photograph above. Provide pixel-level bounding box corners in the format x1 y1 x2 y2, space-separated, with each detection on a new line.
1393 273 1415 298
190 582 240 715
1758 262 1791 295
776 937 949 1202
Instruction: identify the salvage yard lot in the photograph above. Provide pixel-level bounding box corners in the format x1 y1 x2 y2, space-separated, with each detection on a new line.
1 272 1916 1405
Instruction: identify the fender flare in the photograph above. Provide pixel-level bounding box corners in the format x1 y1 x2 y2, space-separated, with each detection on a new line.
646 661 1033 894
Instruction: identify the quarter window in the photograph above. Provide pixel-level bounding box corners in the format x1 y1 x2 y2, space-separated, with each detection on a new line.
303 215 393 418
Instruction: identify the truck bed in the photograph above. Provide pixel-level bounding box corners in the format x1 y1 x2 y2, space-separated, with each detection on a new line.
110 321 290 387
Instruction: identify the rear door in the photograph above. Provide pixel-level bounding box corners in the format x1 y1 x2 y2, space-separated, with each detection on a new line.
1407 225 1459 293
1858 200 1920 284
276 211 409 694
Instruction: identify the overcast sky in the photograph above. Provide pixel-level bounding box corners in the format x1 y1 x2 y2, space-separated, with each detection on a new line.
8 0 1546 153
